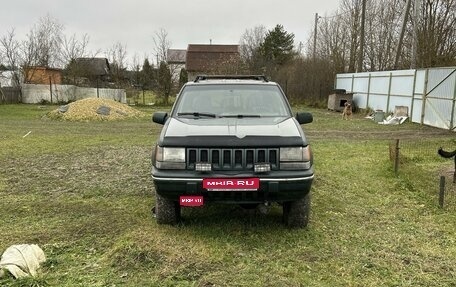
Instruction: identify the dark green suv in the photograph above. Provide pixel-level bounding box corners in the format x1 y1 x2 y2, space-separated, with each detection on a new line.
151 75 314 227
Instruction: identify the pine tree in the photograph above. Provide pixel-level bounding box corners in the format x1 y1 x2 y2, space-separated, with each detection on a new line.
259 24 295 66
141 58 154 89
178 68 188 89
158 61 172 104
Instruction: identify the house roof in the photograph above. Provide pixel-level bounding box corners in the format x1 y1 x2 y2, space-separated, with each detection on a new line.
72 58 110 76
26 66 62 72
186 44 240 72
167 49 187 64
187 44 239 53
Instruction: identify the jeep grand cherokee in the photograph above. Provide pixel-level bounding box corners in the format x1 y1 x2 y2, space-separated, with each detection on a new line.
151 75 313 227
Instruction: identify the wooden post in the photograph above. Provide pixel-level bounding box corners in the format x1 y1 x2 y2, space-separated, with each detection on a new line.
357 0 366 72
394 139 400 174
49 76 53 104
450 68 456 130
439 176 445 208
410 69 417 123
420 69 429 125
366 73 371 108
386 72 392 113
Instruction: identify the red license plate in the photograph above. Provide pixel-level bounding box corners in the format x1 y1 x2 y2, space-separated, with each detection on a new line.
180 196 204 207
203 178 260 191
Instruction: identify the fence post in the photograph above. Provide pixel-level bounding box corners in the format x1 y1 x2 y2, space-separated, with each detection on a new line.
0 85 5 104
351 74 355 93
366 73 371 108
394 139 400 174
410 69 417 123
386 72 392 113
450 68 456 130
49 76 53 104
439 176 445 208
420 69 429 125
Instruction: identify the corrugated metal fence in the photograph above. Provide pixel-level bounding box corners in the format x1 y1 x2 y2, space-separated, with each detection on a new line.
336 67 456 131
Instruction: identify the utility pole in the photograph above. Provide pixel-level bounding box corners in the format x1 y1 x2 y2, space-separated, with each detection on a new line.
313 13 319 60
394 0 413 69
411 0 420 69
357 0 367 73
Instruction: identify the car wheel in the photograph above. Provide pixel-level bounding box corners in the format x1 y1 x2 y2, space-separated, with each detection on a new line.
155 191 180 225
283 191 311 228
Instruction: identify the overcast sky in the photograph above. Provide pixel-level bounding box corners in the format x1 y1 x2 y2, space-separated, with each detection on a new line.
1 0 341 66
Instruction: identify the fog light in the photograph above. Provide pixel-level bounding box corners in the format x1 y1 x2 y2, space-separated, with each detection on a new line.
254 163 271 173
195 162 212 172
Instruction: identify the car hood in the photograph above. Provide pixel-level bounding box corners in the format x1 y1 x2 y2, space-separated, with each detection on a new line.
158 117 308 147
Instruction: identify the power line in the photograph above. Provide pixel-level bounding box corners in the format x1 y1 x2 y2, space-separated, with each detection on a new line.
318 8 355 20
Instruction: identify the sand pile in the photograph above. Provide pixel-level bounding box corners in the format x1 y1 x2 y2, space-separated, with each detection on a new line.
47 98 145 121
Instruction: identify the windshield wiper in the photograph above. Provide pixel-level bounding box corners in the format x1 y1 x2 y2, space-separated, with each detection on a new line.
220 114 261 118
177 112 217 118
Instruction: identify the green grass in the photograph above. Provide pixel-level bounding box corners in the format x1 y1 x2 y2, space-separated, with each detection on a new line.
126 90 176 106
0 104 455 286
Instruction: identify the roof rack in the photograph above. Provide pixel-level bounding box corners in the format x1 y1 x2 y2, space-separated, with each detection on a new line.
194 75 269 83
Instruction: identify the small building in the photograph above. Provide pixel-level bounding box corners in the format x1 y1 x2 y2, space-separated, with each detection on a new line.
185 44 240 80
328 90 354 112
24 67 62 85
167 49 187 80
167 49 186 65
66 58 111 85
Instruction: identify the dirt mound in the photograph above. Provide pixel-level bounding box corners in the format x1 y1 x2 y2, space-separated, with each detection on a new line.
47 98 145 121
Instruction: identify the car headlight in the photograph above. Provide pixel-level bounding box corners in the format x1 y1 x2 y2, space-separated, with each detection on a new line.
154 146 186 169
280 146 312 170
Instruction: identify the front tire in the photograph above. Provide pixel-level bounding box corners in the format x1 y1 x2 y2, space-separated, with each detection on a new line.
155 191 181 225
283 191 311 228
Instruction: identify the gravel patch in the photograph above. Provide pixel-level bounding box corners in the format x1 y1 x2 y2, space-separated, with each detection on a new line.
47 98 145 121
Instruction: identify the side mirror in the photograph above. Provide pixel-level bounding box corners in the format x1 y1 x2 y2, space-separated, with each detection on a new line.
152 112 168 125
296 112 313 124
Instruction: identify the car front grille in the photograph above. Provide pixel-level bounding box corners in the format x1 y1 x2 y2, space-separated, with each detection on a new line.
187 148 279 171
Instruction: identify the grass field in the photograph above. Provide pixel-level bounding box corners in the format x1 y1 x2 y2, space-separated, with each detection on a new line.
0 104 455 287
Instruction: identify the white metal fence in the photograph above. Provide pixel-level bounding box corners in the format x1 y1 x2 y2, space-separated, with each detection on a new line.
336 67 456 131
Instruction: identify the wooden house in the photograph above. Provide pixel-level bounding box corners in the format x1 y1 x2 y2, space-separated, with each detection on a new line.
25 66 62 85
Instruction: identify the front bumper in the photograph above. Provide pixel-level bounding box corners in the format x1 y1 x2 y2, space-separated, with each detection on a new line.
152 167 314 204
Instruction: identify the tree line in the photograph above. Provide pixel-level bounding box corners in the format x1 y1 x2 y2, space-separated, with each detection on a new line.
0 16 180 104
1 0 455 105
239 0 455 104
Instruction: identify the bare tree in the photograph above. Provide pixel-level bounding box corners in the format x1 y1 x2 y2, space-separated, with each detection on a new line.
19 14 64 83
365 0 404 70
314 13 349 73
239 25 267 70
152 28 182 94
60 33 90 64
0 29 22 88
28 14 64 68
340 0 362 72
107 42 128 86
131 53 142 86
415 0 456 67
153 28 171 64
239 25 267 73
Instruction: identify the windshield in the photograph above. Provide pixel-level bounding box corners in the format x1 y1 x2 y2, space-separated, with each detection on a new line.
173 84 291 117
